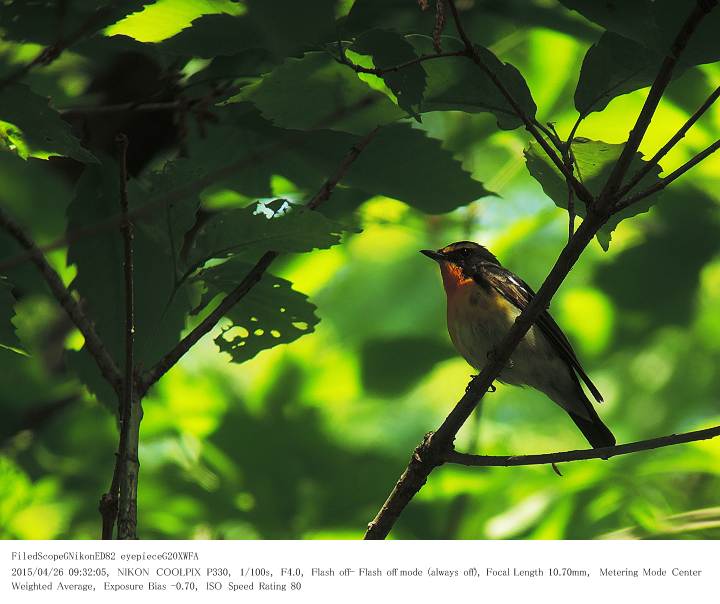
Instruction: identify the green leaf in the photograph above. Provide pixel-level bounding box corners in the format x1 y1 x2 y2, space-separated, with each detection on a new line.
337 123 494 213
407 35 536 130
158 106 491 217
66 159 196 400
242 52 405 134
186 200 351 270
361 336 454 396
524 138 663 250
561 0 720 66
158 0 337 58
574 32 677 116
0 279 23 355
0 85 97 163
352 29 427 117
195 259 319 364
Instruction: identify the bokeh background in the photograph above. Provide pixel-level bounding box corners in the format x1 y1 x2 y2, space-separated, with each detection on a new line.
1 0 719 539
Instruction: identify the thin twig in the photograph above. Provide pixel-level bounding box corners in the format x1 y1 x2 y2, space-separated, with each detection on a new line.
0 3 122 93
445 425 720 467
137 127 381 396
617 84 720 198
616 138 720 210
0 207 121 392
599 0 718 202
336 47 465 76
444 0 593 205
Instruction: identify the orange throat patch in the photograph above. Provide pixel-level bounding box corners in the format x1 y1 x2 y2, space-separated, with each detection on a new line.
439 262 474 296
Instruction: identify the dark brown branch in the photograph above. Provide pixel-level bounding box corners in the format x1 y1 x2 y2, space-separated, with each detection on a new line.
364 211 606 540
0 207 121 392
600 0 718 201
617 138 720 210
618 84 720 198
446 425 720 467
137 127 381 396
444 0 593 206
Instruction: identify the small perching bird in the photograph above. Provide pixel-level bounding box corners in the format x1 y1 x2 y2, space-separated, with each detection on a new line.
421 241 615 449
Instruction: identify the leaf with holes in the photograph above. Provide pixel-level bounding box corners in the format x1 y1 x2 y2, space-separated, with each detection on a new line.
195 259 319 364
524 138 663 250
352 29 427 118
0 85 97 163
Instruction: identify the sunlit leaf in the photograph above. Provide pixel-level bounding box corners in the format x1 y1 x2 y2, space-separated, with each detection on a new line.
524 138 663 249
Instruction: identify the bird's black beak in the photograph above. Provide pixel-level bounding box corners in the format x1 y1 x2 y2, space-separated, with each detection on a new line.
420 249 446 262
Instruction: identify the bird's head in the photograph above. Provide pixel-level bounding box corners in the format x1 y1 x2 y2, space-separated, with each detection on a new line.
420 241 500 293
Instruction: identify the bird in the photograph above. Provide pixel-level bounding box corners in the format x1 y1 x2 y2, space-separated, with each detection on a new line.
421 241 615 449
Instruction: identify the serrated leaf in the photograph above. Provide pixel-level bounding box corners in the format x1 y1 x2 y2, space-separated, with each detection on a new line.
187 200 351 271
66 159 196 402
156 106 491 217
407 35 536 130
338 123 494 213
157 0 336 58
524 138 663 250
196 259 319 364
0 85 97 163
575 31 679 116
353 29 427 117
0 279 24 355
242 52 405 134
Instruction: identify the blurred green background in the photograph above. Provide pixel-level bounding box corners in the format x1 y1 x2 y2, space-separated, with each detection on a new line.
1 0 719 540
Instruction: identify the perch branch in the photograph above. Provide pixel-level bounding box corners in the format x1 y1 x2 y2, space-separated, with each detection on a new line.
137 127 381 396
446 425 720 467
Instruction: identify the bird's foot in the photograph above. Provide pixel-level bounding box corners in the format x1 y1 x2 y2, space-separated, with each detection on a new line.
465 376 496 393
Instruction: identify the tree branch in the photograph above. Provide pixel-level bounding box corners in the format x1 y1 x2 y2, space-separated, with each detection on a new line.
599 0 718 201
0 207 122 392
446 425 720 467
137 127 381 396
444 0 593 206
617 84 720 198
616 137 720 210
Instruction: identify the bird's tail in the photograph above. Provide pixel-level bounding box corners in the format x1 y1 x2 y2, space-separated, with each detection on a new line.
568 409 615 449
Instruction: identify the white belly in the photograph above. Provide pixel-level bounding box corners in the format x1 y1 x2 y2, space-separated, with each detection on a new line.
446 284 579 413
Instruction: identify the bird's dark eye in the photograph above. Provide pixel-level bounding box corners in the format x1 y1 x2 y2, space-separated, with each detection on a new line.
460 248 471 257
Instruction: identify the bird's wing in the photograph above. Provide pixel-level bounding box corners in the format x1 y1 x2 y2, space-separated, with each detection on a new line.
475 262 603 403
